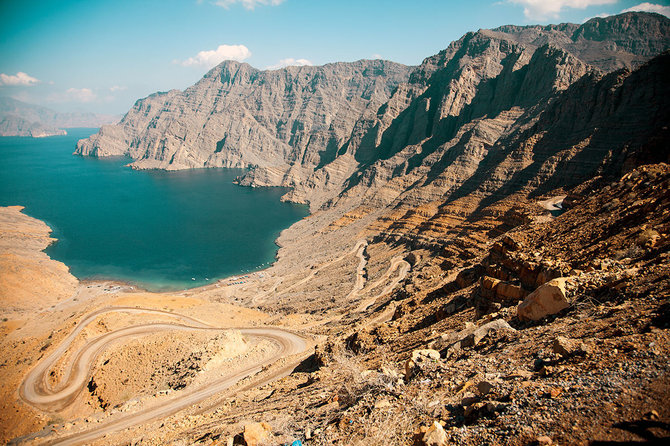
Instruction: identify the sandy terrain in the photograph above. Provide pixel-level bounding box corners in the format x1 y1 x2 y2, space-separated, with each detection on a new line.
2 163 668 445
0 206 398 445
0 206 77 312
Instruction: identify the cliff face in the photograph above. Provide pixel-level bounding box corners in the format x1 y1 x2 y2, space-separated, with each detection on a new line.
362 51 670 253
75 12 670 211
75 60 412 183
280 13 669 209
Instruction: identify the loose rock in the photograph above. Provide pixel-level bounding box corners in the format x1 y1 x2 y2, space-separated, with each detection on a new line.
518 278 571 321
422 420 448 446
243 422 272 446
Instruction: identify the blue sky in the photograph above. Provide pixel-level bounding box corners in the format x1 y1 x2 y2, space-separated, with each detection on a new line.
1 0 668 114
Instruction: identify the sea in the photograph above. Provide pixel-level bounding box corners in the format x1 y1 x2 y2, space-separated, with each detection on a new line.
0 128 308 291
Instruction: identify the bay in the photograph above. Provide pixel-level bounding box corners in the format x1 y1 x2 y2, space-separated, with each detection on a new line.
0 128 308 291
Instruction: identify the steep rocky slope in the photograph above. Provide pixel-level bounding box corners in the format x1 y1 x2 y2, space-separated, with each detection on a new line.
294 12 670 210
84 165 668 446
76 13 670 211
76 60 412 187
353 49 670 254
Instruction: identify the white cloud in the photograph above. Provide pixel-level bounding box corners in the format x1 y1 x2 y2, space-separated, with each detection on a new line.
65 88 96 102
0 71 40 87
621 2 670 17
49 88 97 103
583 12 613 21
214 0 285 10
180 44 251 68
266 58 313 70
109 85 127 92
371 54 383 60
508 0 618 20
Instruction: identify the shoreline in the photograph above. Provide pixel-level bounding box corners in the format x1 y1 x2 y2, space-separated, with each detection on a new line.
0 204 291 313
77 265 274 297
1 127 309 301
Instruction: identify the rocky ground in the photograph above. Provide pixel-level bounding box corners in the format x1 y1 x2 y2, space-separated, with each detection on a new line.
144 163 666 446
7 160 663 446
1 151 668 446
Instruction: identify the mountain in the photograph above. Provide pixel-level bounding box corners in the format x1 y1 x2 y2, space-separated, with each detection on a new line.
75 60 412 182
0 114 66 138
0 97 119 137
76 13 670 213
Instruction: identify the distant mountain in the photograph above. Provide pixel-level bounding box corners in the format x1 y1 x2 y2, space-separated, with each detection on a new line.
0 97 119 137
0 114 66 138
76 12 670 212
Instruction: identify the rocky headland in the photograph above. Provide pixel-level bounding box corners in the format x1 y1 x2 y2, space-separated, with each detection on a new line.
2 11 669 446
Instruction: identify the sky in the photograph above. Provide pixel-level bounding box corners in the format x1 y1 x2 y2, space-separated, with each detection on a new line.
1 0 668 115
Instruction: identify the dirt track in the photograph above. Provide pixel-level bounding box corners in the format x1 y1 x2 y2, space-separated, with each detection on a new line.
19 307 308 445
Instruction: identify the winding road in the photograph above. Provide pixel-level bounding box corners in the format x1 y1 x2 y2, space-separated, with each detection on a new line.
254 239 368 305
20 239 403 444
354 255 410 312
539 195 566 212
345 240 369 300
19 307 308 445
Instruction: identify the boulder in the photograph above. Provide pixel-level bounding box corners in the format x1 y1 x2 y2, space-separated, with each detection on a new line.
431 319 517 354
464 319 517 347
422 421 448 446
517 278 571 321
481 276 501 298
477 380 494 395
405 349 441 380
243 422 272 446
552 336 589 356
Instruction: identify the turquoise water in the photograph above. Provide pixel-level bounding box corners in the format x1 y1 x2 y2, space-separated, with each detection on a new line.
0 129 308 291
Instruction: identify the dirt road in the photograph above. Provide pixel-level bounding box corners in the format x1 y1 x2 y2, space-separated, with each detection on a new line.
19 307 308 445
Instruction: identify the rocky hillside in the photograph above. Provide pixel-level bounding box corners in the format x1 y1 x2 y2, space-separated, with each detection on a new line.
281 163 670 446
75 60 412 183
0 97 118 137
76 12 670 211
119 164 670 446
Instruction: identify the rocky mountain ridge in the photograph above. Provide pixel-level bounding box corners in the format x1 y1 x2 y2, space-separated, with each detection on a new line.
75 59 412 183
0 114 66 137
76 13 670 214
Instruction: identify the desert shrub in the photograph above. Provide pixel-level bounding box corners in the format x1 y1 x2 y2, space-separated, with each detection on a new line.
614 245 644 260
637 228 660 247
